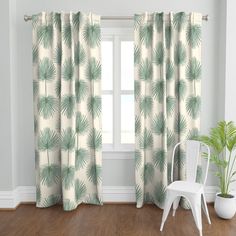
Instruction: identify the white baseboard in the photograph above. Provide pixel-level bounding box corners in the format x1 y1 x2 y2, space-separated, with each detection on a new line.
0 185 218 209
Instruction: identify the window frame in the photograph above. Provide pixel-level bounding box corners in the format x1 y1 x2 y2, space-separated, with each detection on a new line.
101 28 134 152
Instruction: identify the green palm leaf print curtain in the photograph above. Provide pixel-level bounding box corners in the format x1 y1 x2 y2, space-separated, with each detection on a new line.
134 12 202 208
32 12 102 211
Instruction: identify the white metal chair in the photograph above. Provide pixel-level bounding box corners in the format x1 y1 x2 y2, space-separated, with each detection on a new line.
160 140 211 236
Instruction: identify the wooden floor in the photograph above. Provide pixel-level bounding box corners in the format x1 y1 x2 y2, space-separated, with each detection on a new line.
0 204 235 236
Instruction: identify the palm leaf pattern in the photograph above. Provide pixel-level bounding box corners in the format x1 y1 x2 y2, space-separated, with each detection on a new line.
135 150 142 170
41 194 61 207
134 45 141 65
135 115 141 135
38 128 59 152
139 128 153 149
153 42 164 66
75 148 89 170
76 112 89 134
38 96 58 119
63 199 76 211
75 80 88 103
87 128 102 150
61 95 76 118
166 96 175 116
167 129 175 148
174 148 185 167
61 128 75 152
53 13 61 31
87 96 101 117
186 57 201 83
134 14 143 30
62 23 72 48
86 58 101 81
136 184 143 203
62 58 74 81
62 166 75 189
139 59 153 81
39 58 55 81
40 164 61 187
75 179 87 202
143 163 154 185
175 80 186 100
173 12 187 32
37 24 53 48
186 24 201 48
174 41 186 65
140 96 153 117
73 12 82 29
155 13 163 32
140 24 153 47
87 164 102 184
152 80 165 102
83 23 101 47
33 45 38 63
33 80 38 98
54 44 62 65
187 128 199 140
153 113 165 135
154 182 166 205
74 42 86 65
175 114 187 134
134 81 140 100
186 95 201 119
153 149 166 172
165 25 172 49
55 80 61 98
166 59 174 81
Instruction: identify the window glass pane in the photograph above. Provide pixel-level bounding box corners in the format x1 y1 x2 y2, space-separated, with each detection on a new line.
121 41 134 90
101 41 113 90
121 95 135 143
102 94 113 144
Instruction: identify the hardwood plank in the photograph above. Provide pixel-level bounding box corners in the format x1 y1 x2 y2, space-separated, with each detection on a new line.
0 204 235 236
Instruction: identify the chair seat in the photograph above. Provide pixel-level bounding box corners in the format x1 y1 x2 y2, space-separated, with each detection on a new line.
167 181 204 194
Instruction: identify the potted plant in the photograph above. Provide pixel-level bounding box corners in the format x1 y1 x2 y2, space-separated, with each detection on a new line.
198 121 236 219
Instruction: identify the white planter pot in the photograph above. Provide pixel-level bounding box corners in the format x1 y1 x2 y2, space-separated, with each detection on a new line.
214 193 236 219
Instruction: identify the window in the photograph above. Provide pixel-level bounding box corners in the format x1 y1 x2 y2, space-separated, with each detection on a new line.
101 28 134 152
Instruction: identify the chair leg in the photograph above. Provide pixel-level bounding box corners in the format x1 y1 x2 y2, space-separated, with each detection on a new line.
189 195 202 236
172 196 181 216
201 193 211 224
160 191 176 231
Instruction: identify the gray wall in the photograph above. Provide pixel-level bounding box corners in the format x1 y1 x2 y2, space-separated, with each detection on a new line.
0 0 225 190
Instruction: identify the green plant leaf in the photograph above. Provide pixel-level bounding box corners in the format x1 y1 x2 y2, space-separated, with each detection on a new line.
139 128 153 149
87 128 102 151
174 41 186 65
166 59 174 81
37 24 53 48
153 113 166 135
38 96 58 119
175 114 187 134
40 164 61 187
39 58 55 81
154 182 166 205
75 80 88 103
61 95 76 118
62 165 75 189
76 112 89 134
87 96 101 117
139 59 153 81
38 128 59 151
62 58 74 81
86 58 101 81
143 163 154 185
61 128 75 151
140 24 153 47
186 95 201 119
186 24 201 48
87 164 102 184
140 96 153 117
175 80 186 101
173 12 187 32
153 42 164 66
62 23 72 48
75 179 87 202
152 80 165 102
75 148 89 170
186 57 201 82
83 23 101 48
153 149 166 172
166 96 175 117
74 42 86 65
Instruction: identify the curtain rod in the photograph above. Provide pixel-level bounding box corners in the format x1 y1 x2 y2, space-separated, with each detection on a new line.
24 14 209 22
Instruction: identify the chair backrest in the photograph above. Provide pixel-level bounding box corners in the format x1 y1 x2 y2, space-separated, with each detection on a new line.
170 140 210 185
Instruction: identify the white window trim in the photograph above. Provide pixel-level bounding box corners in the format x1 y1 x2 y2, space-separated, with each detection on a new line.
101 28 135 153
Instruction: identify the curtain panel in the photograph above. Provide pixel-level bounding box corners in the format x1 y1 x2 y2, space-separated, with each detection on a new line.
32 12 102 211
134 12 202 208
